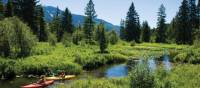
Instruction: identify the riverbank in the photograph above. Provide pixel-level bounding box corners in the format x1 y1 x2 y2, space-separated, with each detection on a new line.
0 41 189 78
1 41 200 88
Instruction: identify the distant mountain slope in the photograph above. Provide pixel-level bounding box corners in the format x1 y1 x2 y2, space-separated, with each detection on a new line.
43 6 120 31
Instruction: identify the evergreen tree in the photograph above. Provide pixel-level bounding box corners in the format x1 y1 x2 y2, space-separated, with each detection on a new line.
120 19 126 40
50 7 62 42
98 23 107 53
125 2 140 43
95 25 101 41
167 16 178 43
0 0 4 20
62 8 73 34
109 30 118 45
36 5 47 42
156 4 167 43
176 0 193 44
141 21 151 42
5 0 13 17
84 0 97 44
197 0 200 26
12 0 38 34
189 0 199 29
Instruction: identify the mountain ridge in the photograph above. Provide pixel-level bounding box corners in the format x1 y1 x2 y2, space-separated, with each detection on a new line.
43 6 120 31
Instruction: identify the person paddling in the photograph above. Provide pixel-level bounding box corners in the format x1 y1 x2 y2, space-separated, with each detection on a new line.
37 75 46 84
60 71 65 79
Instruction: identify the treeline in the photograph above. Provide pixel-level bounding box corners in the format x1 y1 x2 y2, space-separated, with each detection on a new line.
0 0 200 58
120 0 200 45
0 0 119 58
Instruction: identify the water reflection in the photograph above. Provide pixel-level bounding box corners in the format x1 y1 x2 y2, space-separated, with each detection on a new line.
105 64 128 78
163 55 172 71
148 57 157 71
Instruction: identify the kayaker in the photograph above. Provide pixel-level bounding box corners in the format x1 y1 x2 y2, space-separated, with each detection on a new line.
37 75 46 84
60 71 65 79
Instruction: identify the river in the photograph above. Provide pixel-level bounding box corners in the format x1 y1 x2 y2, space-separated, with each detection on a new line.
0 55 172 88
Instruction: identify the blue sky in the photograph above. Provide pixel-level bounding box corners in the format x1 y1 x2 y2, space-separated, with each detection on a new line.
40 0 182 28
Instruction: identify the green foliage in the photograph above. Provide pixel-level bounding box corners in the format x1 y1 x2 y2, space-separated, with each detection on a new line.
141 21 151 42
62 8 73 34
120 19 126 40
72 29 84 45
62 33 72 47
0 17 37 58
156 4 167 43
0 59 16 79
13 0 38 34
5 0 13 17
129 63 155 88
125 2 140 42
0 0 4 20
176 0 193 45
50 7 62 42
36 5 48 42
98 23 108 53
109 30 119 45
84 0 97 44
48 33 57 46
130 41 136 46
156 64 200 88
75 54 127 70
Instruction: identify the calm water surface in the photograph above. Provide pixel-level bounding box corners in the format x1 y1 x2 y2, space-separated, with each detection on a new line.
0 55 172 88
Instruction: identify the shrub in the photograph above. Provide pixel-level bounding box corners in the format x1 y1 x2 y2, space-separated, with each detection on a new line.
130 41 136 46
0 17 37 58
75 54 127 70
62 33 72 47
109 30 119 45
72 30 83 45
129 63 155 88
173 53 188 63
0 59 16 79
48 33 57 46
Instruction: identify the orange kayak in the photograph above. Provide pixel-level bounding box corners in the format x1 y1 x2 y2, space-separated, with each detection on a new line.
21 80 54 88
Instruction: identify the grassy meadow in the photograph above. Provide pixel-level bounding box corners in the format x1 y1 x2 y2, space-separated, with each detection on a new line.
1 40 200 88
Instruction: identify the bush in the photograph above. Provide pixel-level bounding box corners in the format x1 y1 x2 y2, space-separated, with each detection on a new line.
0 59 16 79
72 30 83 45
15 58 82 76
130 41 136 46
0 17 37 58
48 33 57 46
173 53 188 63
62 33 72 47
109 30 119 45
129 63 155 88
75 54 127 70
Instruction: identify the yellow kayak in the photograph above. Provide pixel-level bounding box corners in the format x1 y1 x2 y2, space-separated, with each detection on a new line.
45 75 75 81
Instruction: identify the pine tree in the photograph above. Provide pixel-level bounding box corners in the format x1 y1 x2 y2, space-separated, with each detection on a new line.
50 7 62 42
189 0 199 29
141 21 151 42
176 0 193 44
167 16 178 43
125 2 140 42
84 0 97 44
12 0 38 34
156 4 167 43
98 23 107 53
197 0 200 26
36 5 47 42
62 8 73 34
120 19 126 40
109 30 118 45
0 0 4 20
5 0 13 17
